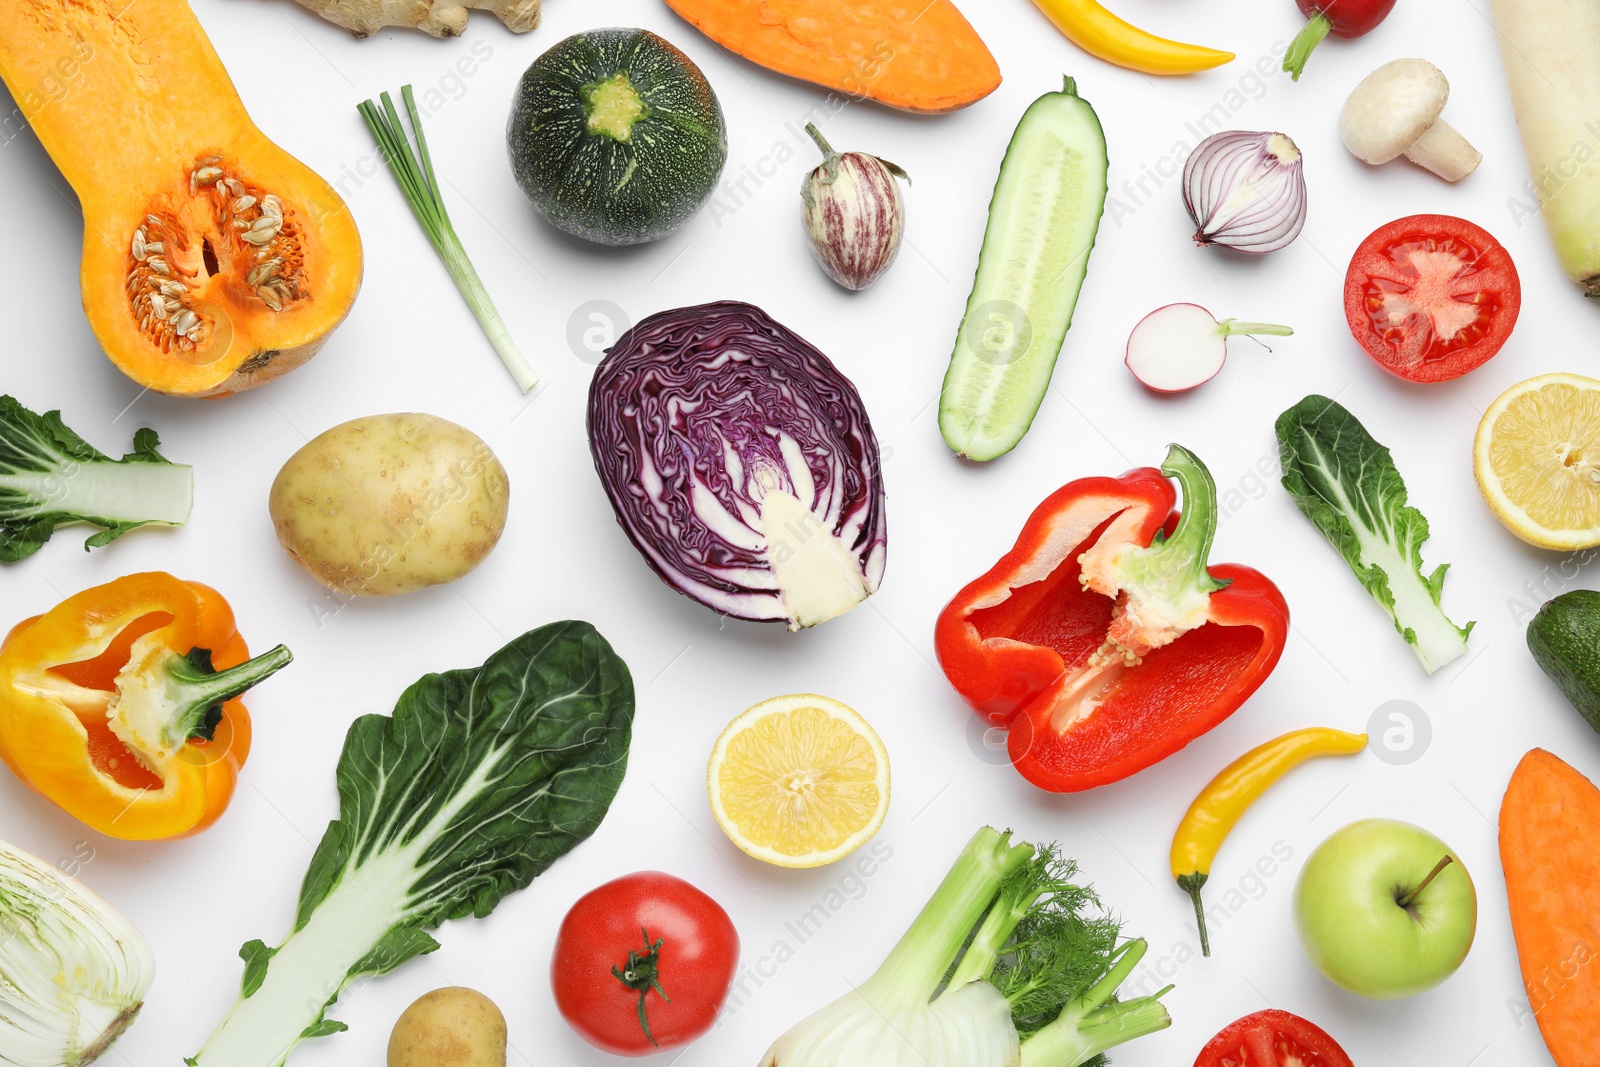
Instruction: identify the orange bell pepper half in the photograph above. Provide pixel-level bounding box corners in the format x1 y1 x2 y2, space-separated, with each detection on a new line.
0 572 290 840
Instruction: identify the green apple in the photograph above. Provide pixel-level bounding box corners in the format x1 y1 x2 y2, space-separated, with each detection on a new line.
1293 818 1476 999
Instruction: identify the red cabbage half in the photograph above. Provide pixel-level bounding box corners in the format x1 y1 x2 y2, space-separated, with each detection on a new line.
588 300 887 630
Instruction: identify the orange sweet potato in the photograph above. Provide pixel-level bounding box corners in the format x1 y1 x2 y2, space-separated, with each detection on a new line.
662 0 1000 113
1501 749 1600 1066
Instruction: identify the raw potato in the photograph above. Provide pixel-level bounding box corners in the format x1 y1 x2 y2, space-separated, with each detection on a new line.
269 413 510 597
388 987 507 1067
293 0 540 38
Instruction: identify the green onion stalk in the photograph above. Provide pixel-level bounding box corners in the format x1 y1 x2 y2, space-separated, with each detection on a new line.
358 87 538 393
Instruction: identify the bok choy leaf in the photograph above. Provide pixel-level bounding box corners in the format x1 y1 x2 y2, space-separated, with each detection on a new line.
0 395 192 562
188 621 635 1067
1276 394 1473 673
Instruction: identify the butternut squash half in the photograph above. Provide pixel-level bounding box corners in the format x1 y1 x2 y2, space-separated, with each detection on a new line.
0 1 362 397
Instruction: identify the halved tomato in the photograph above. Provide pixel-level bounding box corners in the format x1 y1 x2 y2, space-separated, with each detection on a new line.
1194 1009 1354 1067
1343 213 1520 383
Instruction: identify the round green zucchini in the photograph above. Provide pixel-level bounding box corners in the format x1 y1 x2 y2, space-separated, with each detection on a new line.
507 28 728 246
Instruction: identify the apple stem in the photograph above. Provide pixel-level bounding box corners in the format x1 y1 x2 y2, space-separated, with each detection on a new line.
1398 855 1453 909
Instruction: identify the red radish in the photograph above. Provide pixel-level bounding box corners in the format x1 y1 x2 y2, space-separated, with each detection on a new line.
1126 304 1293 392
1284 0 1398 80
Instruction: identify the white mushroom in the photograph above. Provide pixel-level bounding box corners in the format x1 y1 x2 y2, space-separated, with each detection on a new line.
1339 59 1482 182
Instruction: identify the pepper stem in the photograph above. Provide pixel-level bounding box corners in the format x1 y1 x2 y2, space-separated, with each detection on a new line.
612 928 671 1047
166 646 293 744
1150 444 1231 596
1398 856 1453 909
1178 872 1211 957
1283 13 1331 81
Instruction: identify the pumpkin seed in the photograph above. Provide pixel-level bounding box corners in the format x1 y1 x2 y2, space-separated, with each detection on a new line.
261 195 283 219
260 290 282 311
145 241 163 255
246 259 281 286
146 214 163 229
148 258 169 275
150 294 168 317
131 229 147 260
197 155 222 166
241 229 274 246
225 178 246 197
160 280 186 297
193 166 223 186
174 310 197 334
231 195 257 213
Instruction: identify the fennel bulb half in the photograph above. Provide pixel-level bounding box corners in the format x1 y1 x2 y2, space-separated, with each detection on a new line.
760 827 1171 1067
0 840 154 1067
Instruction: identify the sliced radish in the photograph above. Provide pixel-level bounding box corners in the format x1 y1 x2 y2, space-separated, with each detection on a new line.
1125 303 1293 392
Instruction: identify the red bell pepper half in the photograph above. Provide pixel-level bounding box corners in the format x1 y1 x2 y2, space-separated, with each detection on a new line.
935 445 1288 792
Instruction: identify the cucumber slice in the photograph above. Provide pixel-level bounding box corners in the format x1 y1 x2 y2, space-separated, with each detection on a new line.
939 78 1109 462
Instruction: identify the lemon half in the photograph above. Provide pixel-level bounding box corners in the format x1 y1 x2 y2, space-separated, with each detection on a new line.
707 693 889 868
1475 372 1600 550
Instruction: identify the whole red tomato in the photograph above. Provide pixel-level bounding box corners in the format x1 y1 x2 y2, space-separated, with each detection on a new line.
1194 1009 1353 1066
1343 214 1521 383
551 872 738 1056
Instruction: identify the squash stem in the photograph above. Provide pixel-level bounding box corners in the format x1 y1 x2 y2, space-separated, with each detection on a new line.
357 86 539 393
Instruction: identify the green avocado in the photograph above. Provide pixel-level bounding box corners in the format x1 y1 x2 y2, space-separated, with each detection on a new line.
1528 590 1600 734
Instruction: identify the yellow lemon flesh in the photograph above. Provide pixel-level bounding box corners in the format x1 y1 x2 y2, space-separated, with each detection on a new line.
1475 372 1600 550
707 693 889 868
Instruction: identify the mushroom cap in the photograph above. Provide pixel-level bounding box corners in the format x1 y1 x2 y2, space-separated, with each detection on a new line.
1339 59 1450 165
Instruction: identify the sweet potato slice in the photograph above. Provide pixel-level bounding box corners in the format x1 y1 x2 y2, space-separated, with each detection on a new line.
663 0 1000 113
1500 748 1600 1067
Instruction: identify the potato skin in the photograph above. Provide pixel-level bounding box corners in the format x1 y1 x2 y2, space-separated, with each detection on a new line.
269 413 510 597
388 987 507 1067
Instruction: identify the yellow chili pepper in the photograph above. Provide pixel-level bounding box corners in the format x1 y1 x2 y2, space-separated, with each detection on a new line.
1171 727 1367 955
1028 0 1234 76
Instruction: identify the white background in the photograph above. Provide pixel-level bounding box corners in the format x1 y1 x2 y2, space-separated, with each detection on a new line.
1 0 1594 1063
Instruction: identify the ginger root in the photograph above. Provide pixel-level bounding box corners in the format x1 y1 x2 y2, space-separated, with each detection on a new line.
291 0 541 37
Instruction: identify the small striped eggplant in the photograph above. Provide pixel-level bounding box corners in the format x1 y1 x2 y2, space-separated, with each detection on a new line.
800 124 910 291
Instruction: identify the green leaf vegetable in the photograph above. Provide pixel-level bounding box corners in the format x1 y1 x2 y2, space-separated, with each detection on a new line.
0 395 193 562
759 827 1171 1067
188 621 635 1067
1276 394 1473 673
358 86 539 393
0 837 155 1067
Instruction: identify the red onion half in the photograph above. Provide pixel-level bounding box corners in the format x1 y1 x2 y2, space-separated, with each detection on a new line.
1183 131 1307 254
